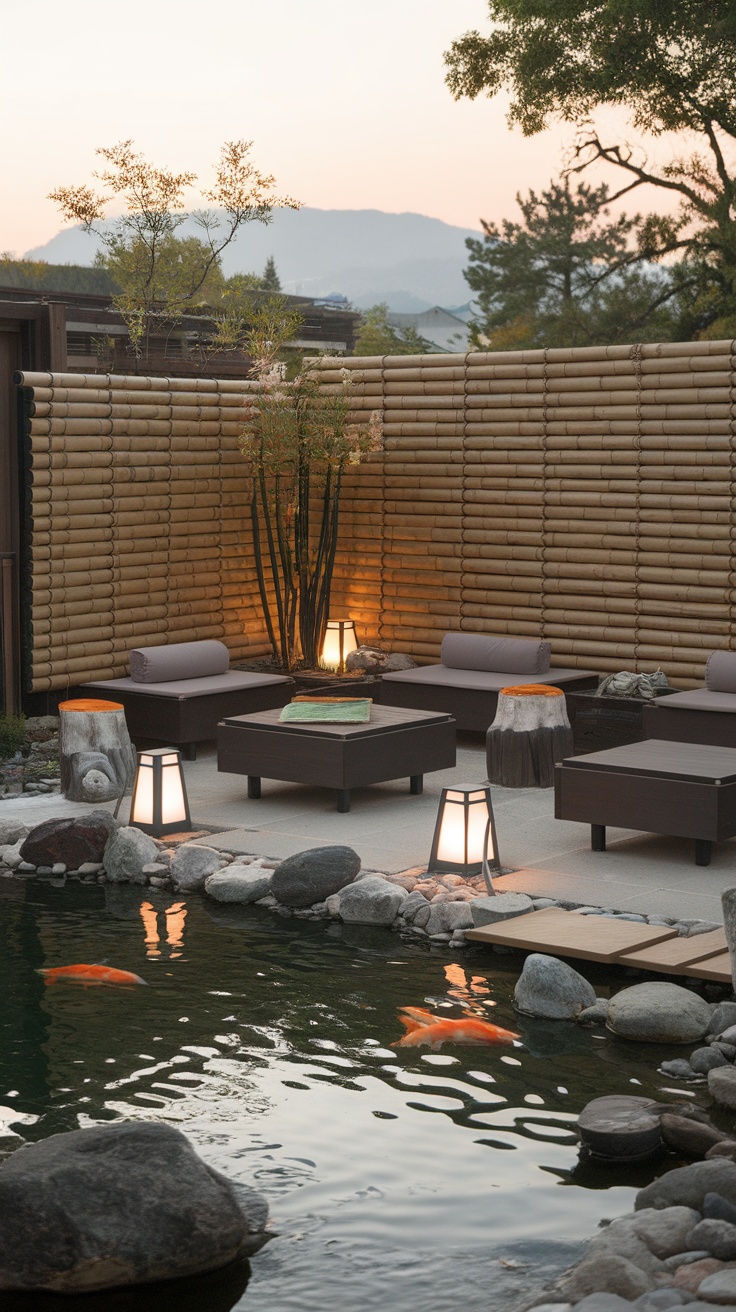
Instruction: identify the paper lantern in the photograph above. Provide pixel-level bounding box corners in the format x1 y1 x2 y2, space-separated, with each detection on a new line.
129 748 191 837
428 785 500 893
320 619 359 674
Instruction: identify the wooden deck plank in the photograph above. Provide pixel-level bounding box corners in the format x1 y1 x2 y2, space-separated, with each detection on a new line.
465 907 678 962
682 951 733 983
618 929 727 973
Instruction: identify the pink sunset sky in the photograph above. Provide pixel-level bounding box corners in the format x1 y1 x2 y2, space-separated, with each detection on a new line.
1 0 679 256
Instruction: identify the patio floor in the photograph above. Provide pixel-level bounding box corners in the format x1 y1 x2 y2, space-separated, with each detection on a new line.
3 731 736 924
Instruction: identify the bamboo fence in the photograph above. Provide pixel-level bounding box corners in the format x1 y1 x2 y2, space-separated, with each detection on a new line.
16 340 736 692
17 371 271 691
316 340 736 686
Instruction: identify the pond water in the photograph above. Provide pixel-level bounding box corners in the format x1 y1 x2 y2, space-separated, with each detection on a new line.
0 879 713 1312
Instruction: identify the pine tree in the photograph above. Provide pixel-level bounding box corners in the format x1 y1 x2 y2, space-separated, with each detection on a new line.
262 256 281 291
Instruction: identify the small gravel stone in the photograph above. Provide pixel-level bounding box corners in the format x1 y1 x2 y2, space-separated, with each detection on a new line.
709 1004 736 1036
696 1268 736 1302
18 862 35 873
671 1256 725 1294
36 866 53 876
687 922 723 937
663 1252 711 1271
51 863 66 875
579 999 611 1025
633 1292 694 1310
531 898 559 909
709 1068 736 1109
575 1296 638 1310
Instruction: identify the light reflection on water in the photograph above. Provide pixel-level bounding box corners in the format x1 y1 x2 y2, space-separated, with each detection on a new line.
0 879 712 1312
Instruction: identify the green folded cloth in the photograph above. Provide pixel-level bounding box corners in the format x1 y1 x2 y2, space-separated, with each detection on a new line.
279 699 372 723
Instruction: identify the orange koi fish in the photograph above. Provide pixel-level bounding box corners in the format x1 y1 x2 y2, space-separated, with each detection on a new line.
39 964 147 987
393 1010 520 1049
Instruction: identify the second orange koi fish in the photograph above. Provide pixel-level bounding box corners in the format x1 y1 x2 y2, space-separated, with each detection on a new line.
39 964 147 987
393 1007 520 1049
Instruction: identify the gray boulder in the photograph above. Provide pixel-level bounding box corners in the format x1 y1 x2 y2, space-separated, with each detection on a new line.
558 1252 652 1302
708 1066 736 1109
103 826 159 884
636 1159 736 1212
514 953 596 1019
21 811 117 869
271 846 361 908
690 1046 729 1075
338 876 407 925
708 1002 736 1035
0 820 28 846
0 842 23 869
607 983 711 1044
399 891 431 922
426 901 473 935
382 653 416 672
697 1269 736 1303
0 1122 268 1291
685 1217 736 1260
470 893 533 925
660 1115 727 1157
170 844 223 891
205 865 272 904
631 1206 702 1259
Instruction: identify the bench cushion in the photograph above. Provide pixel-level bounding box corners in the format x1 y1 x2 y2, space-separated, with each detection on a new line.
382 664 594 692
706 651 736 694
130 640 230 684
84 671 291 701
648 687 736 715
440 633 551 674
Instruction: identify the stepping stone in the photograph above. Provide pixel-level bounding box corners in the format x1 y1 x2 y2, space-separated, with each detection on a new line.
466 906 677 962
618 928 727 974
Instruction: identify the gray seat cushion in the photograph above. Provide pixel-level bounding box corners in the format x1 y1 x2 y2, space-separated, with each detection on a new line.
83 672 291 700
440 632 551 674
130 639 230 684
648 688 736 715
381 665 595 692
706 651 736 694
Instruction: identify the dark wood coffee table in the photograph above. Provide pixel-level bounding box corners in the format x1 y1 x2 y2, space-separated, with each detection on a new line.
555 738 736 866
217 705 456 812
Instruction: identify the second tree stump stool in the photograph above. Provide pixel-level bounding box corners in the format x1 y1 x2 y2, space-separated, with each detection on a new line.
486 684 573 788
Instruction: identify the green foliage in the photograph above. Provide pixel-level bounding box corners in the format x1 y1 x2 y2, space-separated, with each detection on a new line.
240 362 382 671
465 178 679 348
0 713 25 760
261 256 281 291
445 1 736 337
96 234 227 317
354 303 434 356
0 256 119 295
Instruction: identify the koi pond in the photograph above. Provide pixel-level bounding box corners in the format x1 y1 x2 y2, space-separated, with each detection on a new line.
0 878 711 1312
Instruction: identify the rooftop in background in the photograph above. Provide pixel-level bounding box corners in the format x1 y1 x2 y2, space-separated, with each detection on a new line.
0 285 361 378
387 306 472 353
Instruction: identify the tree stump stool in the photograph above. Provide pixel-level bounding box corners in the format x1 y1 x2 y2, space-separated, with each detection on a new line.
486 684 573 788
59 699 137 803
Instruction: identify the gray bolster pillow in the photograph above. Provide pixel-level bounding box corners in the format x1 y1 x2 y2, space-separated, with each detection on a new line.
440 633 551 674
705 650 736 694
130 639 230 684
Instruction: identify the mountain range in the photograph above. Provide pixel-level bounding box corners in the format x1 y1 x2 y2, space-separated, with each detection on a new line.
26 207 481 312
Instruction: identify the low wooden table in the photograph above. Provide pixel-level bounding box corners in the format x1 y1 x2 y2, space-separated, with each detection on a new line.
555 738 736 866
217 704 456 812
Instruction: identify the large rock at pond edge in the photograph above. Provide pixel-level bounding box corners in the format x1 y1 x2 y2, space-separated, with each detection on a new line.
20 811 117 868
103 826 160 885
271 846 361 908
607 982 711 1044
0 1122 269 1292
636 1159 736 1212
205 865 272 903
338 876 408 925
170 844 223 891
514 953 596 1019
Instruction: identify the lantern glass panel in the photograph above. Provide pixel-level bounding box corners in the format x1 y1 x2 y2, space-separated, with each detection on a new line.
435 794 468 864
467 799 494 864
161 761 187 825
321 620 358 671
131 762 154 825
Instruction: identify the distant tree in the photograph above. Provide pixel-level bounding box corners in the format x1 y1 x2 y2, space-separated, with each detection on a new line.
354 303 434 355
444 0 736 337
50 139 300 365
0 255 119 296
261 256 281 291
465 178 678 349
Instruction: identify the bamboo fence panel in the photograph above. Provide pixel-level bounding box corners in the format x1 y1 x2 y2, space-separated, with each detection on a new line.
319 339 736 685
17 371 269 691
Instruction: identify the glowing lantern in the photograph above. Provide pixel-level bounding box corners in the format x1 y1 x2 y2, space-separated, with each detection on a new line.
130 748 191 837
320 619 359 674
428 785 500 894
